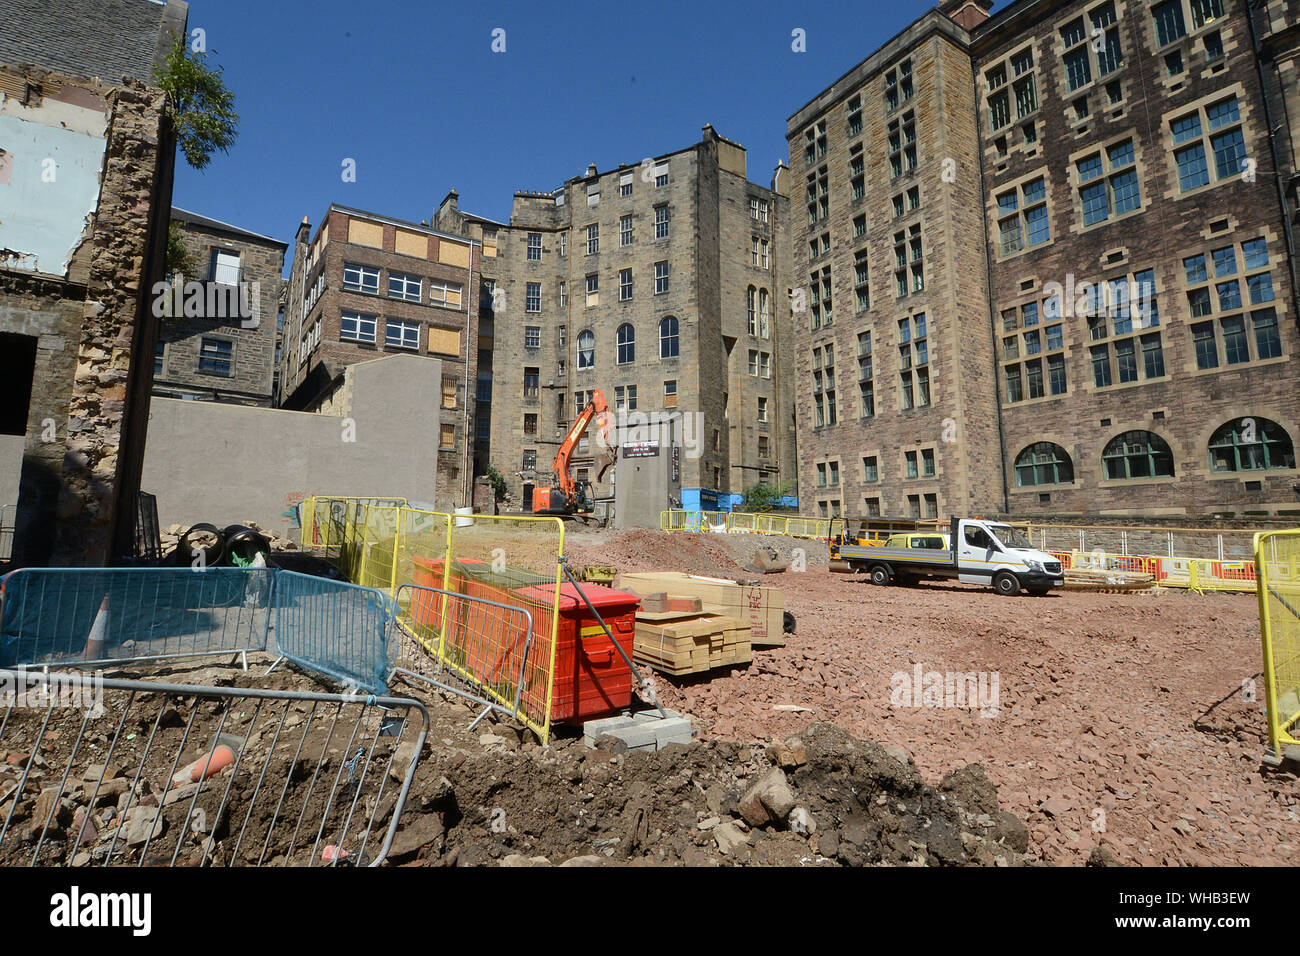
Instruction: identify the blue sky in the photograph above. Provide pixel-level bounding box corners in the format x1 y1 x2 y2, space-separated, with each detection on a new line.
174 0 940 260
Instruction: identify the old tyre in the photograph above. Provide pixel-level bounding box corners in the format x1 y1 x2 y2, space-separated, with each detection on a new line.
870 564 891 586
994 572 1021 596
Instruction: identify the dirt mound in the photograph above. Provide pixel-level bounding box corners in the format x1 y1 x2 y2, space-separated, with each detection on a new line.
566 528 826 578
384 721 1031 867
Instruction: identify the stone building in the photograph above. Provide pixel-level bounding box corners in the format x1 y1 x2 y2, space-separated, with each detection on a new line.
0 0 187 565
436 125 795 516
153 207 286 406
276 204 481 512
789 0 1300 520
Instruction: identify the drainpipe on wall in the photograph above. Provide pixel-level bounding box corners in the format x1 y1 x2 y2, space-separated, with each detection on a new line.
461 238 478 508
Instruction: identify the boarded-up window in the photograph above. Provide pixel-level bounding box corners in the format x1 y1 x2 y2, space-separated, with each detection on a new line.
483 231 497 257
438 240 470 268
440 423 456 448
348 218 384 249
427 326 461 356
442 377 457 409
395 228 428 258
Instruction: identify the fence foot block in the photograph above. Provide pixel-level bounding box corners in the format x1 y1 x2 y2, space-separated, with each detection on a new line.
583 709 694 752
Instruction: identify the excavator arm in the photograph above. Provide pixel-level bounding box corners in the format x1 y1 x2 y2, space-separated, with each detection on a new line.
549 389 617 502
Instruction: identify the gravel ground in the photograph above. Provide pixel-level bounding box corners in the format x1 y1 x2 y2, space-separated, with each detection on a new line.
570 528 1295 866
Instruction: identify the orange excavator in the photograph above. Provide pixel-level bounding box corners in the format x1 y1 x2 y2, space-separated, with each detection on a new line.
531 389 618 518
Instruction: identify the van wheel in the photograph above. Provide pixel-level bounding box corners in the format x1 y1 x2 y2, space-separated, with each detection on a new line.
993 572 1020 596
870 565 891 586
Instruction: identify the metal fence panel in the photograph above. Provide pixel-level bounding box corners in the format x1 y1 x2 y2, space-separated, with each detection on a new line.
0 567 273 669
273 571 393 695
0 669 427 867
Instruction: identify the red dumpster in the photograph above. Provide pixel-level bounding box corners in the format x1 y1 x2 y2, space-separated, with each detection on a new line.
510 582 640 724
408 556 481 630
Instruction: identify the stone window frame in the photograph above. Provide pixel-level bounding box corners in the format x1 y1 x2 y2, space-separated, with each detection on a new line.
1001 291 1069 406
1178 232 1287 377
883 57 913 114
585 223 599 255
1147 0 1228 56
525 282 542 313
861 451 881 484
584 274 599 307
1066 128 1145 234
654 260 670 295
1207 417 1297 474
802 119 827 167
526 232 543 261
806 164 829 225
654 204 670 240
1160 85 1250 202
897 311 930 411
809 267 832 329
886 110 918 181
845 93 864 139
524 325 542 349
1077 265 1166 393
198 336 234 377
1053 0 1125 102
1013 441 1077 488
990 166 1054 261
856 330 875 419
620 215 634 248
854 247 870 314
863 495 883 518
616 323 636 365
577 329 595 369
811 342 837 428
982 40 1039 134
619 268 634 302
1100 429 1177 482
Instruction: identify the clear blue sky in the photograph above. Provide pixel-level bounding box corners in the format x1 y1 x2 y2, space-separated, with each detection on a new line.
174 0 940 264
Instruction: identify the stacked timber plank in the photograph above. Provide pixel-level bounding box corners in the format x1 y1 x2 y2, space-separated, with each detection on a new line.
632 597 753 676
615 571 787 649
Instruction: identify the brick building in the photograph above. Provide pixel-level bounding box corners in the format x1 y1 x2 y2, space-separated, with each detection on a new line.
276 204 481 512
436 125 796 515
0 0 186 565
789 0 1300 520
153 207 285 406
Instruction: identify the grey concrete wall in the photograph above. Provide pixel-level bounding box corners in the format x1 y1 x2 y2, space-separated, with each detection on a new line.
141 353 442 537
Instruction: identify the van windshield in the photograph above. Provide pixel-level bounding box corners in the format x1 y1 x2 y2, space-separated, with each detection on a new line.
988 524 1033 550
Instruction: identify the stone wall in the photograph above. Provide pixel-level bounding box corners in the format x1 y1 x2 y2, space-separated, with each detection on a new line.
0 69 170 566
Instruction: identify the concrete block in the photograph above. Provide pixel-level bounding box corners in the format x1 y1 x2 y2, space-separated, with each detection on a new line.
583 709 695 752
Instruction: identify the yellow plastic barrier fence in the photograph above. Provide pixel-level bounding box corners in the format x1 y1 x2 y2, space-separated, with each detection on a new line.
298 499 566 744
658 510 829 540
1255 529 1300 759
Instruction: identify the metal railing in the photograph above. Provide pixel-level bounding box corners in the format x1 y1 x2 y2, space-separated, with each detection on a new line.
0 668 428 866
660 510 831 540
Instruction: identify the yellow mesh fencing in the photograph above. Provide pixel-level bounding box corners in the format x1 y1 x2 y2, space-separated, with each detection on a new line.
660 510 830 539
300 499 566 743
1255 530 1300 758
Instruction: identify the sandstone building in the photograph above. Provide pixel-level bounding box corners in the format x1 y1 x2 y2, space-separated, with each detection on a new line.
153 207 285 406
789 0 1300 519
435 125 796 514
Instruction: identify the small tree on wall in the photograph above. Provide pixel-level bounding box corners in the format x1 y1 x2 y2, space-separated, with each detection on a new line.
154 33 239 171
481 464 509 502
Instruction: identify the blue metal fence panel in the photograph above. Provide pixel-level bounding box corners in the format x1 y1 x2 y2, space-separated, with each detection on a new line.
273 570 392 694
0 567 273 668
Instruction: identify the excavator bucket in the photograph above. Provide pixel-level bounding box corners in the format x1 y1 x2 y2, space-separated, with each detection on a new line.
742 546 788 574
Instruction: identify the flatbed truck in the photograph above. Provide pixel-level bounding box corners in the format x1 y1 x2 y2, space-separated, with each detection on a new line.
834 516 1064 596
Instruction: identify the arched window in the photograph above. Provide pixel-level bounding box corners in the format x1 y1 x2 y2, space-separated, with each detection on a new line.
577 329 595 369
659 316 679 359
1209 417 1295 472
758 289 771 339
1102 430 1174 480
616 323 635 365
747 286 757 335
1014 442 1074 486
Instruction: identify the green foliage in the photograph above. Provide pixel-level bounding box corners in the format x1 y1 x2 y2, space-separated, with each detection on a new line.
739 481 792 513
481 464 508 501
154 33 239 170
165 219 198 278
